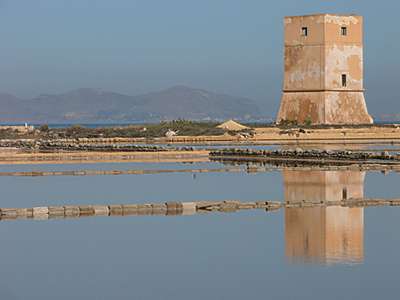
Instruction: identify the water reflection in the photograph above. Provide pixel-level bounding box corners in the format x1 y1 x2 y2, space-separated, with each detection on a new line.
284 170 365 265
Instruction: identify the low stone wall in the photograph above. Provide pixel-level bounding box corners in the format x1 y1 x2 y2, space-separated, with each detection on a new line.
0 198 398 221
0 200 280 221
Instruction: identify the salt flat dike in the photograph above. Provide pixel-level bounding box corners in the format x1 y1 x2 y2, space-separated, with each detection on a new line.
0 198 399 222
1 140 400 167
0 141 209 164
210 149 400 167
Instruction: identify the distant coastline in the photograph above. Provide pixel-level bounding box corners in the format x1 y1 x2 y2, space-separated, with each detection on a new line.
0 86 264 123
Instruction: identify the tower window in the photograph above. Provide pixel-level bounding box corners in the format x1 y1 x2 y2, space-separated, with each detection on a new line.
341 74 347 87
341 26 347 36
342 188 348 200
301 27 308 36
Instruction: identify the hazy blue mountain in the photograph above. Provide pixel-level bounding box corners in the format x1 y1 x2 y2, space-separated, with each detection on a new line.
0 86 262 123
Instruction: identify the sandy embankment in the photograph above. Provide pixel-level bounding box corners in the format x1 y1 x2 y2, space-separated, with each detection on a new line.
0 150 210 165
115 126 400 144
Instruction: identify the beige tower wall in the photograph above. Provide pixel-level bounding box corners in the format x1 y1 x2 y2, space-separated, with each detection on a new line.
324 45 363 90
278 92 326 124
325 91 372 124
283 45 324 91
277 91 372 124
277 14 373 125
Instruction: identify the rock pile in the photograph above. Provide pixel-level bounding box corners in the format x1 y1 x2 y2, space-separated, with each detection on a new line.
209 148 400 164
0 139 195 152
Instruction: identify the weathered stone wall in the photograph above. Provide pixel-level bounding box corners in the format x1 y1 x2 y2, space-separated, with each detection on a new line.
324 92 372 124
278 92 325 123
277 14 373 124
277 91 372 124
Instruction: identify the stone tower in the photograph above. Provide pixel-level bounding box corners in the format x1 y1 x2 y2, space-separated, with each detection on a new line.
276 14 373 124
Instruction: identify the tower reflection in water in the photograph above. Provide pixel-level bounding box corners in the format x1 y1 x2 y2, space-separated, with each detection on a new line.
284 170 364 265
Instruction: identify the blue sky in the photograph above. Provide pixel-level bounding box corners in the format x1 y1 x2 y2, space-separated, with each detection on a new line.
0 0 399 118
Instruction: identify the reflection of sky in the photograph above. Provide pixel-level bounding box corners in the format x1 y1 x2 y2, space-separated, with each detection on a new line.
0 166 399 299
0 163 281 207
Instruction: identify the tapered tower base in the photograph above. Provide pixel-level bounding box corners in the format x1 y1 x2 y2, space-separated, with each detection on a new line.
276 91 373 125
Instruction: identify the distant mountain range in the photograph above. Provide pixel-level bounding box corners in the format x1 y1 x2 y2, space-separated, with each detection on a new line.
0 86 262 123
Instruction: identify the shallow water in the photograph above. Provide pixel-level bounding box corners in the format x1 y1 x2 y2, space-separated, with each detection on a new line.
0 161 399 299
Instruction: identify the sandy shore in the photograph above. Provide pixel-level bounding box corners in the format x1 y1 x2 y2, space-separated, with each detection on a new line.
159 126 400 144
1 126 400 146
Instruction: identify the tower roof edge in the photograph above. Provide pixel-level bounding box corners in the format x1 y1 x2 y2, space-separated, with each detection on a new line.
284 13 361 19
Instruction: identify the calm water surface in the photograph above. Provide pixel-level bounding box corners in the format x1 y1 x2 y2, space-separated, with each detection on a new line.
0 161 399 299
